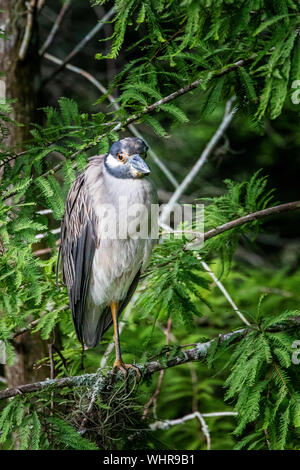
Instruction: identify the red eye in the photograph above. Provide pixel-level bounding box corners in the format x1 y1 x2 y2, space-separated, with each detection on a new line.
117 153 125 162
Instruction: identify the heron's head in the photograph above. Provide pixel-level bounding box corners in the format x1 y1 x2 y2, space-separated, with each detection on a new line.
104 137 150 179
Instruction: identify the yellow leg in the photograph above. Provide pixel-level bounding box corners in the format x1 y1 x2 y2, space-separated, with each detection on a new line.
110 301 141 382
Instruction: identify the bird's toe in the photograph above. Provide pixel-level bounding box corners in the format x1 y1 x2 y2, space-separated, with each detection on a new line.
112 360 141 383
124 363 141 382
113 359 128 378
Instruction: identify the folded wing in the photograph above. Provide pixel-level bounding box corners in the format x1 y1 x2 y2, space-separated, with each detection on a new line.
58 160 101 344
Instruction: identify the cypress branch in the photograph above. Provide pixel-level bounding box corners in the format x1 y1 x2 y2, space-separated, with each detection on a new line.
1 317 299 401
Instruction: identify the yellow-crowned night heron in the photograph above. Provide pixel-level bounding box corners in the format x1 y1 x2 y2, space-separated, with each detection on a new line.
58 137 157 378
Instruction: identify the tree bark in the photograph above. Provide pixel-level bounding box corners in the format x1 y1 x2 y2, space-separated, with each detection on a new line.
0 0 49 387
0 0 39 144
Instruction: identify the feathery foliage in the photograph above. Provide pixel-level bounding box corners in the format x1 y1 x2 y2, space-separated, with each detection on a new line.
93 0 300 129
0 0 299 451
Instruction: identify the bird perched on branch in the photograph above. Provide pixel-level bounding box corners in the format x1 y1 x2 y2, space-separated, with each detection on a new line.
58 137 157 379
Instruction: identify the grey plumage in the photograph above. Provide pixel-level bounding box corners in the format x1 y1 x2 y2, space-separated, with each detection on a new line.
58 138 157 348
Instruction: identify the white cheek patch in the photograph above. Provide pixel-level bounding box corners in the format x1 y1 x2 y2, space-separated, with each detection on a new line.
106 153 121 169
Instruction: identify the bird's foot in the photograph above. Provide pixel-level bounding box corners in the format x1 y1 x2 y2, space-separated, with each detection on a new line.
111 359 141 383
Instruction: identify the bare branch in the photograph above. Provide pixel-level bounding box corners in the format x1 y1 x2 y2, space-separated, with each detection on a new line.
150 410 238 449
159 97 236 224
201 411 237 418
19 0 37 60
37 0 46 11
142 317 172 420
160 202 300 250
158 189 194 204
13 318 40 338
0 373 99 400
199 258 250 326
124 59 254 129
33 247 55 257
43 6 116 83
1 318 299 401
35 227 60 240
201 201 300 243
150 411 211 450
39 0 72 56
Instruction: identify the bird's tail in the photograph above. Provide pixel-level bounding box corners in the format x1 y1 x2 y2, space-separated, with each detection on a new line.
81 269 142 348
82 304 113 349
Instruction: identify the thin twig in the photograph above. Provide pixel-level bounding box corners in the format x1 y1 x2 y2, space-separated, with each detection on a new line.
19 0 37 60
35 227 60 240
200 412 237 417
150 410 238 450
33 246 56 257
13 318 40 338
150 411 211 450
48 343 55 380
43 6 116 83
272 361 292 396
149 26 185 62
264 428 271 449
142 317 172 420
158 189 194 204
159 202 300 324
48 341 55 419
159 97 236 224
201 201 300 243
199 258 250 326
52 344 68 373
37 0 46 11
189 365 204 442
39 0 72 56
198 414 211 450
0 374 99 400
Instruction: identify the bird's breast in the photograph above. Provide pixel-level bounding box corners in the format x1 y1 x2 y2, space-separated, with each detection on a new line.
87 175 156 306
89 237 147 305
